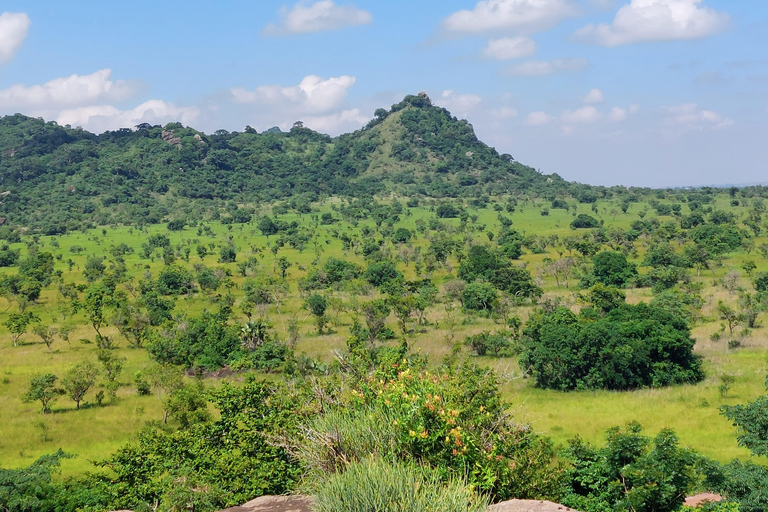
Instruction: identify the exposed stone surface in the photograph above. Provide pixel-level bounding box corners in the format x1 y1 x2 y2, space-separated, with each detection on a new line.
218 495 314 512
488 499 579 512
684 493 723 507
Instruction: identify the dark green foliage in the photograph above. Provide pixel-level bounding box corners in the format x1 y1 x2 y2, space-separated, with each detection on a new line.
166 218 185 231
218 245 237 263
148 306 241 370
436 203 461 218
588 251 637 288
708 460 768 512
458 245 541 299
563 423 700 512
721 380 768 458
690 223 744 255
464 331 512 356
521 302 704 391
0 246 20 267
392 227 412 243
93 379 307 510
461 281 498 311
0 103 564 231
364 261 402 287
156 264 196 295
571 214 600 229
754 271 768 292
0 450 70 512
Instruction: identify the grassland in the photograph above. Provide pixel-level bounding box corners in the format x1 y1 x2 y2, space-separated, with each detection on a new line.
1 193 767 475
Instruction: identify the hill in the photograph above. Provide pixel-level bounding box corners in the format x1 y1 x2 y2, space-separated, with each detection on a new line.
0 93 569 234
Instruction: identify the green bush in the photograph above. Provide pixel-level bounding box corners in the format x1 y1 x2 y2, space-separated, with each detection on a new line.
461 281 498 311
570 214 600 229
313 458 489 512
522 302 704 391
563 423 700 512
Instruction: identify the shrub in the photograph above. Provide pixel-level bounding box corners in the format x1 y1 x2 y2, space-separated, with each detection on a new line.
461 282 498 311
313 458 489 512
570 214 600 229
589 250 637 288
364 261 402 287
563 423 700 512
465 331 512 357
521 302 704 391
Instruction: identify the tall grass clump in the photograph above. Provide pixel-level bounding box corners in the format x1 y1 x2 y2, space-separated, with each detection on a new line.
312 457 489 512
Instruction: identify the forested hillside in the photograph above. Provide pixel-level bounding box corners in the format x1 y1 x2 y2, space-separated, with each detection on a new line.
0 93 568 233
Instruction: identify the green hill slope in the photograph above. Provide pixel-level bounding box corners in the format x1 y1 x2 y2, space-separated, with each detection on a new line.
0 93 567 233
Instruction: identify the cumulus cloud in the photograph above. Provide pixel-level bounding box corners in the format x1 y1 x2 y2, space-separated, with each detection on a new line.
662 103 732 130
0 69 139 111
301 108 368 133
575 0 728 47
443 0 578 34
264 1 372 35
506 58 588 76
583 88 604 103
490 106 519 119
525 111 553 125
609 107 627 121
562 105 601 123
439 90 482 117
57 100 200 133
231 75 356 114
482 37 537 60
0 12 30 63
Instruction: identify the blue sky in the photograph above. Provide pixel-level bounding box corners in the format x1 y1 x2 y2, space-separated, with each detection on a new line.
0 0 766 187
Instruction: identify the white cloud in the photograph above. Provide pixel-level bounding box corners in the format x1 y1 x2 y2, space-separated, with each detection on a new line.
231 75 356 114
301 108 368 133
629 104 640 114
264 1 372 35
583 88 604 103
507 58 588 76
443 0 578 34
439 90 482 117
482 37 537 60
662 103 733 130
575 0 728 47
0 12 30 63
57 100 200 133
609 106 627 121
525 111 553 125
490 106 519 119
0 69 139 110
562 105 601 123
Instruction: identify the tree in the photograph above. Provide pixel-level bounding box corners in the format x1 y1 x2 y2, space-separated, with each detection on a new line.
98 349 126 383
83 256 106 283
305 294 328 334
738 292 767 329
33 324 58 352
258 216 279 237
717 301 743 338
61 361 99 410
461 282 499 312
0 450 71 512
23 373 62 414
589 251 637 288
570 214 600 229
522 303 704 391
363 261 402 287
4 311 39 347
563 423 700 512
277 256 291 280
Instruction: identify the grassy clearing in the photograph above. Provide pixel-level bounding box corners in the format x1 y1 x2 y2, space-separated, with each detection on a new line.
1 194 768 474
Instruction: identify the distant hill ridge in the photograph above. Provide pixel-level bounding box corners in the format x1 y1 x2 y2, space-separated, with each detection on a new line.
0 93 573 232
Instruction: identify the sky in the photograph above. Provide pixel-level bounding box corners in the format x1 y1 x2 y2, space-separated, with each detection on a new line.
0 0 766 188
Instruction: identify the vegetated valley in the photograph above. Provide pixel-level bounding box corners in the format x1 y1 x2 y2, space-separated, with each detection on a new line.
2 93 768 512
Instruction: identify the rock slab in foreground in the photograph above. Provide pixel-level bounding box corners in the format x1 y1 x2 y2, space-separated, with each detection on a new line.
488 500 579 512
218 495 314 512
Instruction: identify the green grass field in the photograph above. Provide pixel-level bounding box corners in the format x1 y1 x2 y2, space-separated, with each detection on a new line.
2 193 767 475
